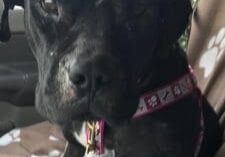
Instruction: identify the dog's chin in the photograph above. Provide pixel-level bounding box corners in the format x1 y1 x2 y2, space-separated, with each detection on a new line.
72 113 131 126
64 102 136 127
36 87 138 127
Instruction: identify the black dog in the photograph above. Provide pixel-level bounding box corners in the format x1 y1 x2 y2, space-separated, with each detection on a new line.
0 0 222 157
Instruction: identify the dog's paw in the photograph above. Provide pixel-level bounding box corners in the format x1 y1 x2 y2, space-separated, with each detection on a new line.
199 27 225 78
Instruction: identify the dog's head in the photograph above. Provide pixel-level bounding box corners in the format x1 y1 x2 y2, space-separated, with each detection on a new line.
1 0 191 126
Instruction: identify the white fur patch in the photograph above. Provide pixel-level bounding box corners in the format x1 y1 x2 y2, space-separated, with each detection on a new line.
73 123 115 157
84 149 115 157
74 123 87 147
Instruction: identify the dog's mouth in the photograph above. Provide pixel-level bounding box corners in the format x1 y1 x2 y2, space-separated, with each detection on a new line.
69 99 137 126
36 83 138 127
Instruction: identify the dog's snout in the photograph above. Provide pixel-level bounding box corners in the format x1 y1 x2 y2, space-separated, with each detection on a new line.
69 58 110 91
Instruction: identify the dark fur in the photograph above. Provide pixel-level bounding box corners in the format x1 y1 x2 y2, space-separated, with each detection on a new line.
1 0 222 157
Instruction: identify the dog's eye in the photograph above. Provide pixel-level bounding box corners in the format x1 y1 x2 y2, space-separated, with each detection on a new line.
40 0 58 15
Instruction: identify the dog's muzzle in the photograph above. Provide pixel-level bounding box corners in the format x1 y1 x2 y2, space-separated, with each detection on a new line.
64 53 118 99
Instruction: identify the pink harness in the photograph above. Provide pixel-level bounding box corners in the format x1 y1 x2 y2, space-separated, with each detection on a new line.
86 70 204 157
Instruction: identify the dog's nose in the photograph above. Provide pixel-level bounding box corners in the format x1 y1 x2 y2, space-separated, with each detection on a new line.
71 71 109 89
69 62 109 90
70 72 88 88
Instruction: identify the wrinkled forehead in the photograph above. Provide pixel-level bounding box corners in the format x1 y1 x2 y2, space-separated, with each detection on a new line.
26 0 180 22
24 0 191 50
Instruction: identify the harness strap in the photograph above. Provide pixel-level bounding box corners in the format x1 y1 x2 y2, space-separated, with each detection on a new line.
194 89 204 157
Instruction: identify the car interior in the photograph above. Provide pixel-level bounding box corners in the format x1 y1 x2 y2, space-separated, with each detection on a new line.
0 1 43 135
0 0 225 157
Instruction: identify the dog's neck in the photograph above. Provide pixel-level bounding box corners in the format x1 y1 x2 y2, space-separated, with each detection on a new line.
138 43 189 94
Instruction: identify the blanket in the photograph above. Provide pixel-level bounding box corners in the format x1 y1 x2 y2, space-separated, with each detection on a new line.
0 122 66 157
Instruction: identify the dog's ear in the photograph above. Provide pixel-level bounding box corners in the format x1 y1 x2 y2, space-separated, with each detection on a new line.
0 0 24 42
159 0 192 48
